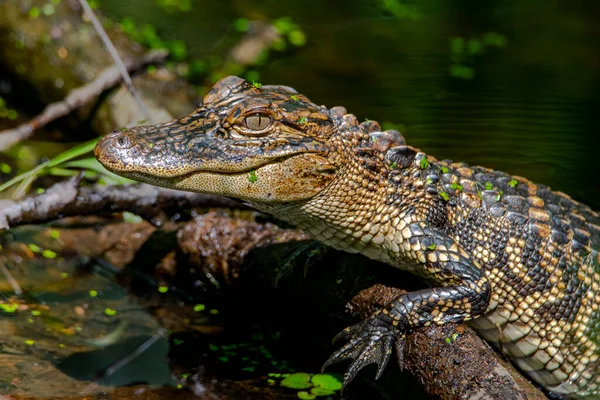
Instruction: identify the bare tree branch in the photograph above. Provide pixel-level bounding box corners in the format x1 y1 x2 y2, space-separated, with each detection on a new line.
0 50 168 152
0 177 248 230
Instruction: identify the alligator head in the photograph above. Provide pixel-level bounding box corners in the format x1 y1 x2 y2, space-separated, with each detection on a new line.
95 76 346 204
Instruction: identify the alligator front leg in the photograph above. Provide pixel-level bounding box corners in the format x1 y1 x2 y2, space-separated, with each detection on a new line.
323 226 491 387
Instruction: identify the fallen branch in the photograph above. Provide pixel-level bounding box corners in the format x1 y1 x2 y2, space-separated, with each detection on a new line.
348 284 547 400
0 176 248 230
0 49 168 152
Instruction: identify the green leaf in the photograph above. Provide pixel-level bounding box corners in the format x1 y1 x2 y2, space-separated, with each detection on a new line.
449 64 475 79
311 373 342 391
42 249 57 259
193 304 205 312
288 30 306 47
508 179 518 188
233 18 249 32
0 163 12 174
482 32 507 48
439 191 450 201
297 392 316 400
428 244 436 250
281 373 312 390
450 37 464 54
104 308 117 316
0 139 99 194
450 182 463 191
419 157 429 169
273 17 296 35
248 170 258 183
298 116 308 125
122 211 143 223
467 38 482 55
485 182 493 190
0 303 18 313
439 166 449 174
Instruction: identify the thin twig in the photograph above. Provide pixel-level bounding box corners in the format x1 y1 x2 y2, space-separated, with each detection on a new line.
102 328 168 378
0 263 23 296
0 50 168 152
78 0 154 123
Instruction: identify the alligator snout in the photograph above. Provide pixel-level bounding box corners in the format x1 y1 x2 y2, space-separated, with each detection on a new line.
94 130 139 172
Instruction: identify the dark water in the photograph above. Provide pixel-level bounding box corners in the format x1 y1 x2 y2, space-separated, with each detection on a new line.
99 0 600 210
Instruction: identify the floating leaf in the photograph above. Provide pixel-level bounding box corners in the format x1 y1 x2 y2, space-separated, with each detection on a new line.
311 373 342 391
281 373 312 390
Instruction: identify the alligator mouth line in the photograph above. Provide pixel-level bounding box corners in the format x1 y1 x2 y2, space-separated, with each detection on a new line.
114 151 324 181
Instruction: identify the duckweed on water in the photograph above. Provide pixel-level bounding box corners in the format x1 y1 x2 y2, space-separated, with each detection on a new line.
0 303 18 314
104 308 117 316
193 304 205 312
158 286 169 293
42 249 57 259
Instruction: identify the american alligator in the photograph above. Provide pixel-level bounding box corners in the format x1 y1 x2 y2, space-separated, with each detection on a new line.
95 76 600 398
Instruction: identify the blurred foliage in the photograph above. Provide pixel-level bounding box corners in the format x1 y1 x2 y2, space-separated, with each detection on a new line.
377 0 421 20
118 17 188 61
155 0 192 13
0 97 18 120
449 33 508 79
115 12 306 91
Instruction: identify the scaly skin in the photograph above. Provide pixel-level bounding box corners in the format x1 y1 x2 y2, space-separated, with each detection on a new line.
95 76 600 398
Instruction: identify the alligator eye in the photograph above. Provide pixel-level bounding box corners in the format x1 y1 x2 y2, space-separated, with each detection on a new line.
244 114 272 131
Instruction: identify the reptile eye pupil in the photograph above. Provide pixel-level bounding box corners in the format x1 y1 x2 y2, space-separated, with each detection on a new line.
244 114 271 131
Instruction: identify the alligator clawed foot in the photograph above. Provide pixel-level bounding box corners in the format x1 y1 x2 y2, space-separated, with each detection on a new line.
322 316 403 389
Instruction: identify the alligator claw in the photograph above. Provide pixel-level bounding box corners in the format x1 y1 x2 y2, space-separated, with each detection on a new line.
323 315 401 388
